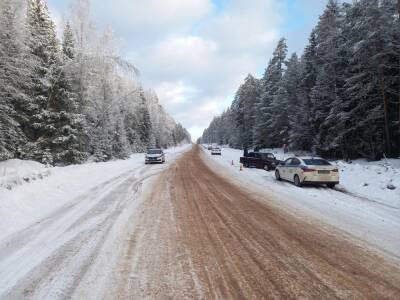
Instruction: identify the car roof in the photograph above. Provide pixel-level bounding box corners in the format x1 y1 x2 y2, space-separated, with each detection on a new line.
289 156 324 160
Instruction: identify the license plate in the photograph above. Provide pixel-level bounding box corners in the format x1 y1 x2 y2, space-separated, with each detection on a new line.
318 170 330 174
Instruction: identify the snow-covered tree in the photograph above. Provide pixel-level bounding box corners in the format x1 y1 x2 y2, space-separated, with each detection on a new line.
231 74 261 149
0 0 29 159
254 38 288 148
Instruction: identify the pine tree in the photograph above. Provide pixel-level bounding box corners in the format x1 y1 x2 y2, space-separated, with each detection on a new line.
137 93 152 148
283 53 302 149
341 0 399 159
290 30 318 151
254 38 288 148
0 0 28 160
231 74 261 149
22 1 87 164
309 0 344 156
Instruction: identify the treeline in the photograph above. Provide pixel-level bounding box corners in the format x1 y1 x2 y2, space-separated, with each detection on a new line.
0 0 190 165
201 0 400 160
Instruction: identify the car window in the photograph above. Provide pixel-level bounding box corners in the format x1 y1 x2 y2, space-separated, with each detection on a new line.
285 158 293 165
259 153 273 159
292 158 301 165
248 152 255 158
147 149 162 154
303 159 331 166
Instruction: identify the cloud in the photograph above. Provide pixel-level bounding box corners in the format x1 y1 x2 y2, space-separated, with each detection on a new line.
48 0 326 140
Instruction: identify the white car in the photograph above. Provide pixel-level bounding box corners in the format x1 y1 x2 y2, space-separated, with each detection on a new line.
145 148 165 164
275 157 339 188
211 147 222 155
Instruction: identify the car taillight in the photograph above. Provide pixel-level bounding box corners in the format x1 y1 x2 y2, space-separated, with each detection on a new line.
331 169 339 172
301 167 316 172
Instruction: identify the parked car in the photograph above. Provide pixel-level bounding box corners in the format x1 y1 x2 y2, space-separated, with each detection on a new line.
275 157 339 188
211 147 222 155
145 148 165 164
240 152 278 171
207 145 213 150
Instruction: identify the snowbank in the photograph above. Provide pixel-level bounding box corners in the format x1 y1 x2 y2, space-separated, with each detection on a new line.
0 160 51 190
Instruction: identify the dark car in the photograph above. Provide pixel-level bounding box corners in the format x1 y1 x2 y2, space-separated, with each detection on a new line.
240 152 278 171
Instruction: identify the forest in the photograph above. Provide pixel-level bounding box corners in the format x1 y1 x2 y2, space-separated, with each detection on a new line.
0 0 190 165
201 0 400 160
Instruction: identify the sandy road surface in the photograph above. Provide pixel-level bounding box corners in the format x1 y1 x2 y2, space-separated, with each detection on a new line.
118 145 400 299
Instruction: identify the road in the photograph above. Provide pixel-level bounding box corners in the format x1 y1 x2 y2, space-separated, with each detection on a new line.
1 145 400 299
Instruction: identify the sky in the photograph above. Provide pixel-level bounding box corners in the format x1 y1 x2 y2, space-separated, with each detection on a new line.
48 0 328 141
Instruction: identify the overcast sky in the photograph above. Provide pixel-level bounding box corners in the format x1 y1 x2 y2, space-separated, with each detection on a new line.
48 0 328 140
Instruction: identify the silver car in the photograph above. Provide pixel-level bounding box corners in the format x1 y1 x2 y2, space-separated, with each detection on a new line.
145 149 165 164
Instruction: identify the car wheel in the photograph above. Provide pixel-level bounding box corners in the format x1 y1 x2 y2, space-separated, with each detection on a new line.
294 175 302 187
327 183 336 188
264 164 270 171
275 170 281 181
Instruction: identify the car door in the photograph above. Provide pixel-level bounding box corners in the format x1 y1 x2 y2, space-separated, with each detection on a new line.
246 152 255 167
281 158 292 180
289 158 301 182
254 153 262 168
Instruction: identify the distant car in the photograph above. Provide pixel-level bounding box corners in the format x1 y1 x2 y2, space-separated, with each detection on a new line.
145 148 165 164
240 152 278 171
275 157 339 188
207 145 213 150
211 147 221 155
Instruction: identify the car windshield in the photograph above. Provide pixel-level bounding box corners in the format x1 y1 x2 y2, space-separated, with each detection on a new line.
147 149 162 155
303 159 331 166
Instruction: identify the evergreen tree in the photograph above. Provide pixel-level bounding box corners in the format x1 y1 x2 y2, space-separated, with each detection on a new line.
137 94 152 147
254 38 288 148
309 0 344 156
0 0 28 160
231 74 261 149
23 1 86 164
291 30 318 151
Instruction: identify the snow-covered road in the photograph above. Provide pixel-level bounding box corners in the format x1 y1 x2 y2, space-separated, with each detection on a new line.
202 147 400 260
0 146 190 299
1 145 399 299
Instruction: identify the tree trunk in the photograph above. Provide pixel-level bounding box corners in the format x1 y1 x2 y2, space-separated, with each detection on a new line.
398 0 400 155
382 90 391 156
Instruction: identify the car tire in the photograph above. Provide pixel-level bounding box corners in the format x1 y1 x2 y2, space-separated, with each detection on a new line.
275 170 281 181
294 175 302 187
264 164 270 171
327 183 336 188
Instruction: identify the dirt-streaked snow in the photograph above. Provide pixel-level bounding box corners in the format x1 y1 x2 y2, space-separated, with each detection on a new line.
202 146 400 259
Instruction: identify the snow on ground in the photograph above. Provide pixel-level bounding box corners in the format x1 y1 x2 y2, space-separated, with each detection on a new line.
202 146 400 259
216 145 400 208
0 144 191 242
0 160 51 190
